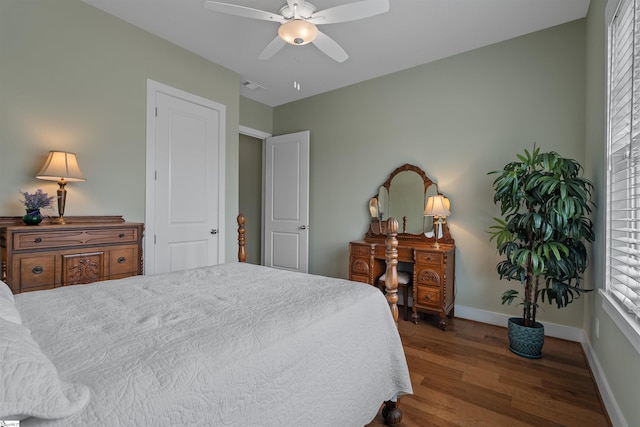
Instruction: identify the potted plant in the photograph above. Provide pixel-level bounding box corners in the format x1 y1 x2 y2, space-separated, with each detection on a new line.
488 146 595 358
19 189 57 225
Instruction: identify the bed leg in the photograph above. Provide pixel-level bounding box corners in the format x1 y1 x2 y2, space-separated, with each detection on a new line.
382 400 403 426
237 213 246 263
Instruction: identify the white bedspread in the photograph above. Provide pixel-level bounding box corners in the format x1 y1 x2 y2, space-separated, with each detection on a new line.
14 263 412 426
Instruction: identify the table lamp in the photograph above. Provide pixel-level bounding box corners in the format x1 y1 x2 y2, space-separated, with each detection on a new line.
424 195 451 248
36 151 86 224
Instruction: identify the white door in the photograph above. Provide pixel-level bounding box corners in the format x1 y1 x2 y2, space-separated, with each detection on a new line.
264 131 310 273
145 80 226 274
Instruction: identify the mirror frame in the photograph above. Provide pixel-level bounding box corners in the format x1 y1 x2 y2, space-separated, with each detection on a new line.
365 163 454 245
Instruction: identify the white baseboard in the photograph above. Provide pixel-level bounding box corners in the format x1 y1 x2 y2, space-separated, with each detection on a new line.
581 333 627 427
454 305 583 341
454 305 627 426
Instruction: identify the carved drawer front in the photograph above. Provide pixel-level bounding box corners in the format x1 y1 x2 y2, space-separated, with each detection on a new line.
416 268 441 287
13 227 138 250
13 230 83 250
109 246 137 277
62 252 104 286
416 251 443 266
415 285 442 308
351 258 370 276
16 255 55 291
83 228 139 245
351 245 371 257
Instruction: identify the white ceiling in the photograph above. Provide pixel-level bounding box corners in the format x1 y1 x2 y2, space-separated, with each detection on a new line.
80 0 591 107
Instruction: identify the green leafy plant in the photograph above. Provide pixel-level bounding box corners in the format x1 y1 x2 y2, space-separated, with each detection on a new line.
488 146 595 327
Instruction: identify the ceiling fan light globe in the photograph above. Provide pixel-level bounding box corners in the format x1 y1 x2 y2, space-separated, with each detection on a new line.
278 19 318 45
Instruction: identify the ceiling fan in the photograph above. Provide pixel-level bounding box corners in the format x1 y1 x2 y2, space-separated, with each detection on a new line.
203 0 390 63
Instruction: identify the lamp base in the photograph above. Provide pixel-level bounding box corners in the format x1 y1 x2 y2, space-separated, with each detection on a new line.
50 216 68 225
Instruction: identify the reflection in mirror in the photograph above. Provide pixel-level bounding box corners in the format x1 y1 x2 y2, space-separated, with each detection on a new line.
423 184 438 235
377 186 388 220
368 197 378 218
389 171 425 234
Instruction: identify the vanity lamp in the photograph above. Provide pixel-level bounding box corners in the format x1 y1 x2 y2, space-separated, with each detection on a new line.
424 195 451 249
36 151 86 225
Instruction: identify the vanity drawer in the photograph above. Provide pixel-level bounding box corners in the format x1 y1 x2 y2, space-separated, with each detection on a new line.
415 267 441 287
415 285 441 308
415 251 443 266
374 244 414 262
350 244 373 257
350 258 371 277
13 227 139 250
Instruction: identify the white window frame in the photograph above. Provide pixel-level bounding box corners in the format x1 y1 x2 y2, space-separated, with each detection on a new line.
604 0 640 355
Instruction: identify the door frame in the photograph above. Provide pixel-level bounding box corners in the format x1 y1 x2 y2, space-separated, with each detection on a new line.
145 79 226 274
239 125 271 264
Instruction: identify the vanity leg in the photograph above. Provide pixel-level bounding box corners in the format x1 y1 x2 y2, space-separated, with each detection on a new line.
412 309 419 325
439 314 448 331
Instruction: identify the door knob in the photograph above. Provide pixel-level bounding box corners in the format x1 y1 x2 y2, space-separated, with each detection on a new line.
210 229 218 235
300 225 309 230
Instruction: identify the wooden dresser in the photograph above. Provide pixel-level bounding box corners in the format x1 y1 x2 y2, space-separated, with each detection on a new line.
349 239 455 330
0 216 143 294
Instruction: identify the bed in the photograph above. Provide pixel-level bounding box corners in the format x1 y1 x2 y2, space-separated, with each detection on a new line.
0 215 412 426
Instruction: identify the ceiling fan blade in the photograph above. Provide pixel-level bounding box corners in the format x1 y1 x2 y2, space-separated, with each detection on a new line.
312 31 348 63
204 1 285 23
258 36 286 60
308 0 389 25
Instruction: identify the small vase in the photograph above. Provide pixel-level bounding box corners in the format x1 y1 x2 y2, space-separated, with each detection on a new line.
23 210 43 226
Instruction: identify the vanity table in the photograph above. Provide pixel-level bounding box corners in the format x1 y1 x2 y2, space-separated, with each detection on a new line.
349 164 455 330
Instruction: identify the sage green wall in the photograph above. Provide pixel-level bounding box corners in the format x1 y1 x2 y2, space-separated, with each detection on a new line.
585 0 640 425
239 133 262 265
274 20 587 328
0 0 241 261
240 96 273 135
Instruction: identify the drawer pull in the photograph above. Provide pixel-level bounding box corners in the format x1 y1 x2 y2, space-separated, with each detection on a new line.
34 238 42 243
117 257 126 264
32 266 44 275
119 233 125 238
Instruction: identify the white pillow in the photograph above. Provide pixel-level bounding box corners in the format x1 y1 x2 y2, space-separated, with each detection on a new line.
0 317 90 420
0 281 22 325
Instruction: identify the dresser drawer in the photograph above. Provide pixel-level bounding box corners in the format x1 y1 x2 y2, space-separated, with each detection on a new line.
415 251 443 266
109 246 138 276
415 285 441 308
13 227 139 250
15 254 56 291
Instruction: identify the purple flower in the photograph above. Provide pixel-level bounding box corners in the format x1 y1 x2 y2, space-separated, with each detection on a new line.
19 189 57 213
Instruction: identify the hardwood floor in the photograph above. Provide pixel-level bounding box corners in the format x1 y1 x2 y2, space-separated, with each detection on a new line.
366 316 611 427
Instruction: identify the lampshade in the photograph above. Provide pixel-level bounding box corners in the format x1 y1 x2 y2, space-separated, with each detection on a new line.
278 19 318 45
36 151 86 182
424 195 451 217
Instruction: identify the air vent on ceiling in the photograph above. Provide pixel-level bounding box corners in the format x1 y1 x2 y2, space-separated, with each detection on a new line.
242 80 265 91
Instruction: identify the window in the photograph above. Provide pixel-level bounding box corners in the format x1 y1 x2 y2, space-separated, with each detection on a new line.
605 0 640 352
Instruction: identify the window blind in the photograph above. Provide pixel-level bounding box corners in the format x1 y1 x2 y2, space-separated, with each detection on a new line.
608 0 640 323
